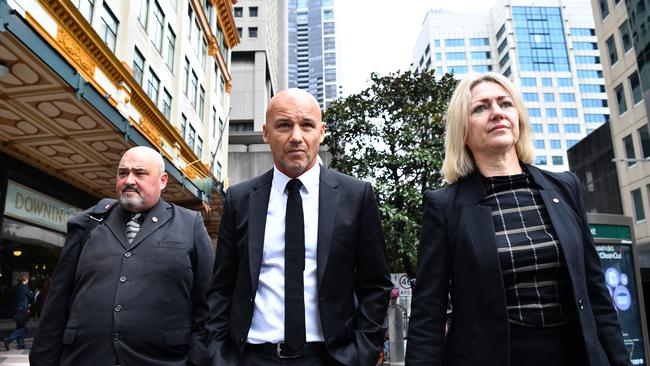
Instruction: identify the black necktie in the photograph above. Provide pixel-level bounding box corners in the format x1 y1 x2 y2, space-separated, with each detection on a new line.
284 179 305 350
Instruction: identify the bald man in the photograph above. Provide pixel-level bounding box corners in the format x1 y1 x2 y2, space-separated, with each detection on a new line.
205 89 392 366
31 146 214 366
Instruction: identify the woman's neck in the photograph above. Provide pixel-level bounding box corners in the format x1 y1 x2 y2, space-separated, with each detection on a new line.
474 150 523 177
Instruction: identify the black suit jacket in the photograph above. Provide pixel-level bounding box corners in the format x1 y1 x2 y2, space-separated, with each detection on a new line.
206 166 393 366
405 165 631 366
30 199 214 366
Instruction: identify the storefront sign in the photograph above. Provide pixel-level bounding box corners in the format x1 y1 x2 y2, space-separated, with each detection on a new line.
596 244 647 365
4 180 82 233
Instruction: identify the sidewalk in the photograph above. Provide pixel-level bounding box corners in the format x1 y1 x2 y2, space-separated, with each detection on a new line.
0 338 31 366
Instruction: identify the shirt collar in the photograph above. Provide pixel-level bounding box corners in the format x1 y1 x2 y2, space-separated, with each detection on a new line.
272 162 320 195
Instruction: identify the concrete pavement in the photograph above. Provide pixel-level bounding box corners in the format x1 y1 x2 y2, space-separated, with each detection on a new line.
0 338 30 366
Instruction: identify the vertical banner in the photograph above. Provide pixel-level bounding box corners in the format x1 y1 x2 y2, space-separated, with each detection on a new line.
596 244 646 365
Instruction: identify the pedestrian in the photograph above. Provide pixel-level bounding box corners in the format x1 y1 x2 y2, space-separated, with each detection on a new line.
406 72 631 366
205 88 393 365
3 274 34 351
30 146 214 366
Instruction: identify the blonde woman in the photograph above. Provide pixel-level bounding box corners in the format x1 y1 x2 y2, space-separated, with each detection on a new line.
405 72 630 366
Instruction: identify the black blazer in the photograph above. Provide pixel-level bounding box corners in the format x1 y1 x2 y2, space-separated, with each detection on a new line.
206 166 393 366
30 199 215 366
406 165 631 366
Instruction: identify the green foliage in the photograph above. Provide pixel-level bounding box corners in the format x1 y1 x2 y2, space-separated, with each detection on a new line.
323 69 457 275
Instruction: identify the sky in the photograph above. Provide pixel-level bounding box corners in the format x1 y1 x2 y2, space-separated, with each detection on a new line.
335 0 496 96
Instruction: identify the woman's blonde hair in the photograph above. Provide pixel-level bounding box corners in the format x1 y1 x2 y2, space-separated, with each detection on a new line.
442 72 535 183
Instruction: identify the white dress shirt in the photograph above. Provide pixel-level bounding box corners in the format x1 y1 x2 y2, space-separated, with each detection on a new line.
247 163 325 344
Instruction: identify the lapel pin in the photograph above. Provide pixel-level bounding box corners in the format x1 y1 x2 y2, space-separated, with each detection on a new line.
552 198 560 203
152 216 158 223
104 204 111 209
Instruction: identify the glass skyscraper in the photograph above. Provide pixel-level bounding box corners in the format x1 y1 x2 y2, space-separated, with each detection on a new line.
288 0 339 109
412 0 609 172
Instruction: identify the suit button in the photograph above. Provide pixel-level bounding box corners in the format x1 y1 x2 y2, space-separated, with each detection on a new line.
124 252 132 258
239 338 244 343
553 198 560 203
115 305 122 312
250 298 254 303
578 298 584 310
113 333 120 341
120 275 127 283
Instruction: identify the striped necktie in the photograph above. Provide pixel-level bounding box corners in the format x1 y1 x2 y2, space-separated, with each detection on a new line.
126 213 141 244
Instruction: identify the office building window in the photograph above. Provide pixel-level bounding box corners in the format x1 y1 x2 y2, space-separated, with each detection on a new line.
152 1 164 51
188 125 196 150
560 93 576 102
324 22 335 35
564 124 580 133
606 35 618 65
550 140 561 149
496 24 506 40
249 27 258 38
577 70 603 78
620 20 633 52
630 72 643 104
534 140 545 149
446 52 466 60
472 65 492 72
544 93 555 102
542 78 553 87
552 156 563 165
638 125 650 158
180 114 187 138
575 56 600 64
133 47 145 85
445 38 465 47
249 6 258 17
574 42 598 50
523 93 539 102
535 156 547 165
585 114 608 123
624 134 636 166
146 67 160 104
615 83 628 115
566 140 579 149
324 37 335 50
190 71 198 107
470 38 489 46
498 39 508 55
571 28 595 36
196 137 203 157
546 108 557 117
548 124 559 133
557 78 572 87
632 189 645 221
528 108 541 117
162 88 172 120
183 57 190 95
512 6 569 71
199 86 205 119
236 27 242 38
599 0 609 19
72 0 94 21
325 68 336 82
100 3 119 52
562 108 578 117
233 7 242 17
471 51 490 60
521 78 536 87
449 66 467 74
532 124 543 133
166 27 176 70
579 84 605 93
201 38 208 68
138 0 148 27
582 99 608 108
212 107 218 138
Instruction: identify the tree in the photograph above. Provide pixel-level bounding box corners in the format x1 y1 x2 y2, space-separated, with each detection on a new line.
323 69 456 276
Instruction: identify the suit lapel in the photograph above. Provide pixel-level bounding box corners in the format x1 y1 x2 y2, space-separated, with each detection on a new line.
129 199 171 249
317 166 339 284
248 170 273 293
457 171 506 292
104 205 129 250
